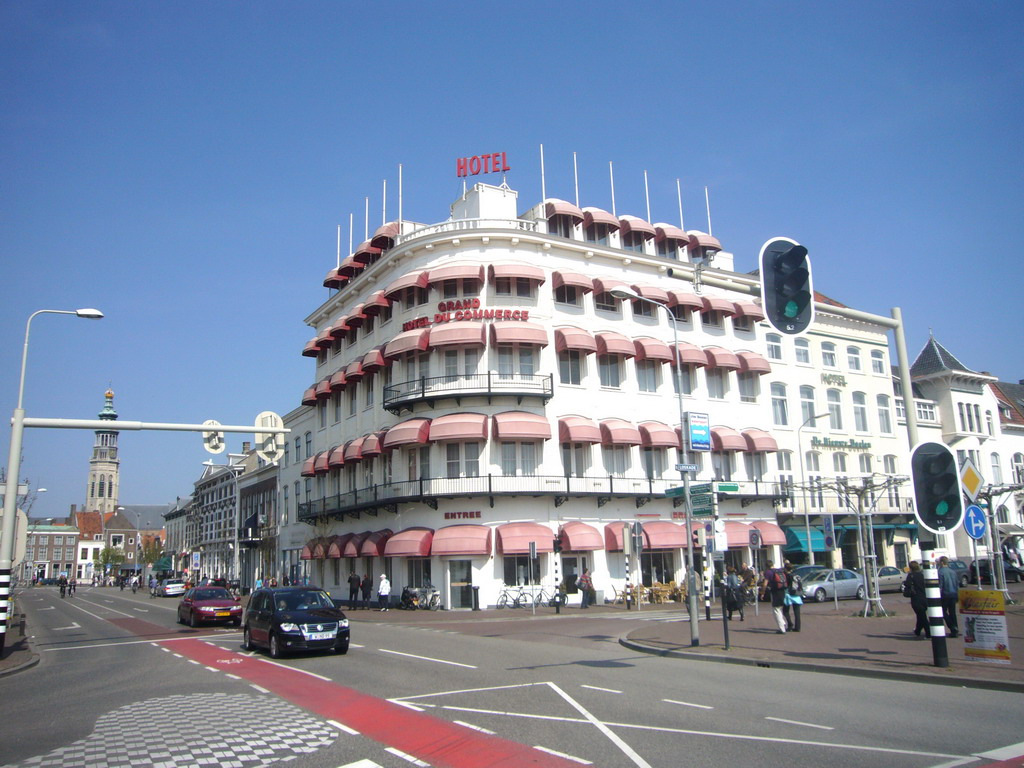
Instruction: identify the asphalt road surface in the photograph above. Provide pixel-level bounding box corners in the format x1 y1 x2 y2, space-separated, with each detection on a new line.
2 586 1022 768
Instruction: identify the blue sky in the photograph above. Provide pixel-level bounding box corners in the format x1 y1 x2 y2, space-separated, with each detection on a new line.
2 2 1021 520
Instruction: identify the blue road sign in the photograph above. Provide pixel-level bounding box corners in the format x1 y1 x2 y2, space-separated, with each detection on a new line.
964 504 987 541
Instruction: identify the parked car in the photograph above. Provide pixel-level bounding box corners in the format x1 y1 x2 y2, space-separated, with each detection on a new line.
156 579 185 597
970 559 1024 585
947 559 972 587
800 569 865 602
242 586 350 658
874 565 906 593
177 587 242 627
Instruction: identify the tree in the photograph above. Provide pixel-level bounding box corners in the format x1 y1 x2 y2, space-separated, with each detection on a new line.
95 546 126 576
140 538 163 567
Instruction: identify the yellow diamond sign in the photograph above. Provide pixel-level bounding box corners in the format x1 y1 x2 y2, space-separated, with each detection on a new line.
960 458 984 502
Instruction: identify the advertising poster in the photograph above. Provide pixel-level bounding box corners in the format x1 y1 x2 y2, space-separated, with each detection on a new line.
959 589 1011 664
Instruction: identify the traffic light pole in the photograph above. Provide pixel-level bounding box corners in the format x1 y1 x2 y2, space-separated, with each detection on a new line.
920 535 949 668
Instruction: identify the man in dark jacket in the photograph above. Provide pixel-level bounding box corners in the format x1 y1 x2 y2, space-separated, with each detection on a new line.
937 556 959 637
903 561 928 638
347 571 362 609
760 560 788 634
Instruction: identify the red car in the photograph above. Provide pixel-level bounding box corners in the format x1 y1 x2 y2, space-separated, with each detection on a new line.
177 587 243 627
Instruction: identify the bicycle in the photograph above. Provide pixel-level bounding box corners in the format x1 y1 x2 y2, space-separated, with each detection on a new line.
531 585 555 607
496 584 531 609
422 585 441 611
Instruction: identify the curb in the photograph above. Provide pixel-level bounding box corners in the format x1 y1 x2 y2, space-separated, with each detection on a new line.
0 653 39 679
618 636 1024 694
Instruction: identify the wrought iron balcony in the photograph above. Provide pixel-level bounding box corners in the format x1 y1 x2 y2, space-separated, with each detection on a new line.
383 372 554 414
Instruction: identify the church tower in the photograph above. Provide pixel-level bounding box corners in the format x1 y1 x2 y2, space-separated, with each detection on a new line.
86 389 120 514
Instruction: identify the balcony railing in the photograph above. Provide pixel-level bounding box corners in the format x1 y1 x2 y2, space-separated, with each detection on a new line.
395 218 539 246
296 473 790 523
383 372 553 413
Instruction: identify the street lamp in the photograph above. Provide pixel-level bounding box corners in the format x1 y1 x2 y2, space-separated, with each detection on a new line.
1 308 104 655
610 286 700 646
798 412 830 566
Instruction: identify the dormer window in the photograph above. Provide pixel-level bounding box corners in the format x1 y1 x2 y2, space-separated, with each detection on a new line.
544 200 584 239
548 215 575 238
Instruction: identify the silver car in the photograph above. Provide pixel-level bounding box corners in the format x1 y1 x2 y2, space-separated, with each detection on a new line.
801 569 865 602
874 565 906 593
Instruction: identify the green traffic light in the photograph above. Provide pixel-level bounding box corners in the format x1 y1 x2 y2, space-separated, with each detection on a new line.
935 500 948 517
784 300 800 319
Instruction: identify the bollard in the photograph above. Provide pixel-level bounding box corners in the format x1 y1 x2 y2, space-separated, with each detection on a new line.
472 585 480 611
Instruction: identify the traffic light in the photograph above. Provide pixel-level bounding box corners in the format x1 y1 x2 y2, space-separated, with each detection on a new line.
911 442 965 535
553 537 563 554
760 237 814 336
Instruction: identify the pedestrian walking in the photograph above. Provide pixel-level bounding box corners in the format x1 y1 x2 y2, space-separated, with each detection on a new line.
68 577 76 596
360 574 372 609
378 573 391 611
347 571 362 609
937 556 959 638
782 561 802 632
724 565 744 621
577 569 593 609
760 560 788 634
903 561 928 638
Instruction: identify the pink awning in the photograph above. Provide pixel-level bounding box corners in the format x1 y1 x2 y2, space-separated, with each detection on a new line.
631 284 671 304
654 223 688 242
313 451 330 475
431 525 492 557
301 387 317 407
488 264 546 283
383 271 428 298
302 339 321 358
429 322 487 348
639 421 678 448
326 534 353 559
667 290 704 310
327 445 346 469
345 360 366 380
711 427 746 452
338 255 366 277
604 522 649 552
382 418 432 449
752 520 787 546
618 215 656 237
314 379 331 400
544 199 584 220
552 271 594 292
742 428 779 453
362 431 385 457
592 277 629 296
558 521 603 552
582 207 620 229
491 411 552 441
737 351 771 375
428 413 488 442
490 322 548 347
360 529 393 557
644 521 689 549
370 221 400 250
600 418 642 446
733 301 766 321
300 539 317 560
343 533 369 558
343 437 365 463
362 347 388 372
671 342 708 367
323 267 344 288
633 337 673 362
701 296 738 316
426 264 484 285
704 347 742 370
496 522 554 555
596 331 636 357
688 232 722 251
351 242 382 265
329 371 347 391
345 304 367 328
384 328 430 359
383 527 434 557
300 457 317 477
558 416 602 444
554 327 597 354
362 290 392 316
724 521 752 548
329 316 350 338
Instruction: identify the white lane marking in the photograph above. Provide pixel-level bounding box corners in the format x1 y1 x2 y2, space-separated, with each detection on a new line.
545 682 651 768
664 698 714 710
132 608 148 613
977 741 1024 760
582 685 622 694
37 606 55 611
225 673 241 680
172 653 183 658
338 761 382 768
765 716 833 731
62 598 134 618
204 666 219 672
384 747 429 766
44 632 240 652
250 684 270 693
926 759 980 768
53 622 82 631
187 659 200 665
378 648 476 668
392 701 425 712
328 719 361 735
391 682 540 701
257 657 331 681
534 745 592 764
454 721 494 735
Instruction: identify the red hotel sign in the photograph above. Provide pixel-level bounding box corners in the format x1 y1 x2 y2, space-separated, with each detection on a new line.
403 301 531 331
456 152 510 178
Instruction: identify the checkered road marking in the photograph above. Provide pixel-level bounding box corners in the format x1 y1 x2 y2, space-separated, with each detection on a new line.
1 692 338 768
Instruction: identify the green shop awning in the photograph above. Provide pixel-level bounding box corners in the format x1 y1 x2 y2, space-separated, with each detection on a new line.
783 527 829 553
153 556 174 571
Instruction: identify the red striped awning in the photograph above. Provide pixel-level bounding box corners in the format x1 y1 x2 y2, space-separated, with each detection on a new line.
313 451 330 475
638 421 678 448
604 522 649 552
688 232 722 251
631 285 671 304
725 521 752 548
488 264 546 283
654 223 688 242
701 296 738 315
733 301 766 321
370 221 400 250
360 529 393 557
592 277 629 296
670 342 708 367
600 418 642 446
428 413 488 442
383 271 428 298
383 328 430 359
552 271 594 292
383 527 434 557
431 525 492 557
362 347 388 372
345 304 368 328
329 316 350 339
618 215 656 237
596 331 635 357
742 428 779 453
429 322 487 348
426 264 484 285
633 337 673 362
362 431 385 457
343 437 365 463
582 207 620 229
491 411 551 441
300 457 317 477
544 199 584 220
490 322 548 347
711 427 746 452
737 351 771 375
343 533 369 558
496 522 554 555
382 418 432 449
326 534 353 559
338 255 366 277
667 290 704 310
352 241 383 264
557 521 603 552
644 521 689 549
329 371 347 391
301 387 318 407
300 539 319 560
302 339 321 358
327 445 346 469
314 379 331 400
752 520 787 546
323 267 344 288
554 327 597 354
345 360 365 380
362 290 392 316
558 416 602 444
704 347 742 370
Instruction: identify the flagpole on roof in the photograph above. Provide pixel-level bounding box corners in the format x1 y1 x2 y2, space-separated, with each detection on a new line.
573 152 579 207
609 161 616 217
644 169 651 223
705 186 713 236
382 179 387 227
677 178 685 232
398 163 403 234
539 143 546 203
336 225 341 269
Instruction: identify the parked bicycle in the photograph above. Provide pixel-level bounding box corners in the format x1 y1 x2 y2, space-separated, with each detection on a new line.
496 583 532 609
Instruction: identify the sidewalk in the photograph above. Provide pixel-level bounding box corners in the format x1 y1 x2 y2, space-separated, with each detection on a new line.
0 595 39 678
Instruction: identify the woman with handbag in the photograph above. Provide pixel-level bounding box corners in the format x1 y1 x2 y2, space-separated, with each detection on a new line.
903 561 928 638
782 562 803 632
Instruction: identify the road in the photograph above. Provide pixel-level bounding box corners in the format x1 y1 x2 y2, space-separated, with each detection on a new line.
1 586 1022 768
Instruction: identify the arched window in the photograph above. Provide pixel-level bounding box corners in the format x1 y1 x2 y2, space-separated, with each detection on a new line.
827 389 843 430
1013 453 1024 484
766 333 782 361
847 346 861 371
991 454 1003 485
871 349 886 374
799 385 816 425
852 392 868 431
859 454 873 474
795 337 810 364
771 382 789 426
833 452 847 473
98 475 106 498
821 342 837 368
877 395 893 434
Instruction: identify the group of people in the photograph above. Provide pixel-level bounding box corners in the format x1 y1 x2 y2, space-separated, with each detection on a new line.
901 556 961 639
56 575 77 597
346 571 391 611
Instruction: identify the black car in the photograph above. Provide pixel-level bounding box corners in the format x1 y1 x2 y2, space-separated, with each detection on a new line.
947 559 972 587
970 559 1024 585
242 586 350 658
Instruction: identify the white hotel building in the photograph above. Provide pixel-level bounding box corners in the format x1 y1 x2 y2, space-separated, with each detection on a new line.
276 179 917 608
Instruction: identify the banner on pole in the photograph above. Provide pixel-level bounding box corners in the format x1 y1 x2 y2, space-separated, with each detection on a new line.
960 589 1011 664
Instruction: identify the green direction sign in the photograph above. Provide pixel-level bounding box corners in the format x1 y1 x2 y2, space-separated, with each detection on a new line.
715 482 740 493
691 494 714 515
665 486 687 498
690 483 713 496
